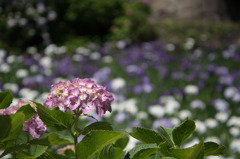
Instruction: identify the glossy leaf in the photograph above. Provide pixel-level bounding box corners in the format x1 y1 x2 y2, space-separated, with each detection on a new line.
0 144 29 158
172 119 196 147
36 103 74 131
98 144 125 159
16 104 36 120
0 90 13 109
158 126 174 147
82 121 113 135
1 112 25 142
114 135 129 149
76 130 124 159
129 127 164 144
170 139 204 159
204 142 225 156
0 115 11 141
128 143 159 159
29 133 71 146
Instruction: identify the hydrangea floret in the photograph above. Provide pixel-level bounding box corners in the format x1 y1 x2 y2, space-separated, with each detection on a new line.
44 78 114 116
0 99 46 138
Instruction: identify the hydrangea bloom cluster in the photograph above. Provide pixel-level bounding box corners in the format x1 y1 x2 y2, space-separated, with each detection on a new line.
0 100 46 138
44 78 114 116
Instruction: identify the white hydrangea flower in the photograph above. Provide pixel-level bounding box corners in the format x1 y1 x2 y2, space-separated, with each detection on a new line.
136 111 148 120
215 112 229 123
230 139 240 153
148 105 165 118
179 109 192 120
184 38 195 50
90 52 101 60
6 55 16 64
205 118 218 129
184 84 199 95
0 63 10 73
19 88 39 100
102 55 113 63
111 78 126 91
224 86 237 99
229 127 240 137
16 69 29 78
3 83 19 93
75 47 90 56
164 99 180 115
195 120 207 134
40 56 52 69
190 99 205 109
170 117 180 127
227 116 240 127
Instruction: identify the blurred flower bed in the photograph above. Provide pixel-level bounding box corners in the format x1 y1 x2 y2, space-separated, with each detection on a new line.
1 0 240 158
1 37 240 158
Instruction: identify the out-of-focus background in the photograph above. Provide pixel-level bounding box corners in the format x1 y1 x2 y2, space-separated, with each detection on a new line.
1 0 240 158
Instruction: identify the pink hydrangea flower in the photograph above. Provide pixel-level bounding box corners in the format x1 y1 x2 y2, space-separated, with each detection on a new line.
44 78 114 116
0 100 46 138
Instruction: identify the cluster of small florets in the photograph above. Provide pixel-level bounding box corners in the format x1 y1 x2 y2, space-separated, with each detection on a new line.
0 100 46 138
44 78 114 116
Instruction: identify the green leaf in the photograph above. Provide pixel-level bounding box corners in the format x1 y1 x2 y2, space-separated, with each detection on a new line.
82 121 113 135
114 135 129 149
1 112 25 142
0 90 13 109
128 143 159 159
158 142 172 156
29 133 71 146
16 104 37 120
0 115 11 141
172 119 196 147
76 130 124 159
160 157 177 159
129 127 164 144
170 139 205 159
36 102 74 131
0 144 29 158
29 145 48 158
98 144 125 159
158 127 174 147
204 142 225 156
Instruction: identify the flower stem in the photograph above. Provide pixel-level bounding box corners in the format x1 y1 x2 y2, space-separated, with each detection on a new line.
73 110 82 159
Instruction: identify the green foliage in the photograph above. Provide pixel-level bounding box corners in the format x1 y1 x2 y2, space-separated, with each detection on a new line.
110 1 156 41
0 90 13 109
98 144 125 159
129 127 164 144
82 121 113 135
16 104 37 120
1 112 25 142
0 115 11 141
170 139 205 159
36 102 74 131
76 130 124 159
29 133 71 146
127 119 225 159
128 143 159 159
204 142 226 156
172 119 196 147
113 135 129 150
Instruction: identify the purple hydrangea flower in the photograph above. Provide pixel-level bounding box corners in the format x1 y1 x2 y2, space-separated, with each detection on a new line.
44 78 114 117
0 100 46 138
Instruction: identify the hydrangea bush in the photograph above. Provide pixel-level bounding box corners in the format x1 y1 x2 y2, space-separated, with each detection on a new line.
0 78 225 159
